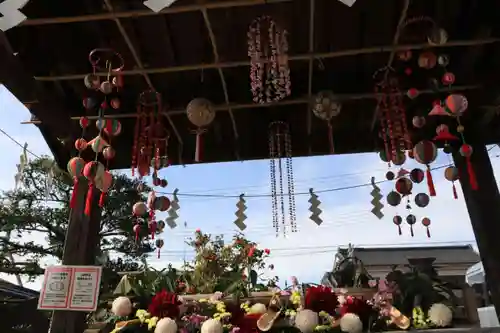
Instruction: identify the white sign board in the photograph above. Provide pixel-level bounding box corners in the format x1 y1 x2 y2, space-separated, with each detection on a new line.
38 265 102 312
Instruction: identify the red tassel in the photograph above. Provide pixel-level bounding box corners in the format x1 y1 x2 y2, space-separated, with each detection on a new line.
426 227 431 238
397 225 402 235
157 248 161 259
99 192 106 207
426 165 436 196
466 157 479 190
327 122 334 154
410 226 414 237
70 178 79 209
84 183 95 216
195 131 203 162
452 182 458 199
135 228 139 241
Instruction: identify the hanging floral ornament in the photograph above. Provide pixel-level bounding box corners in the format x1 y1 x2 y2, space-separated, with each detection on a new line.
395 178 413 196
312 91 341 153
422 217 432 238
412 116 426 129
418 51 437 69
444 166 460 199
406 214 417 237
393 215 403 235
459 144 478 190
414 193 430 208
248 15 291 103
387 191 402 206
186 98 215 162
410 168 425 183
413 140 438 196
156 238 164 259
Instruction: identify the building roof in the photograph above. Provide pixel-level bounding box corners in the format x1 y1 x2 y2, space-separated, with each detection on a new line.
0 278 39 300
347 245 480 267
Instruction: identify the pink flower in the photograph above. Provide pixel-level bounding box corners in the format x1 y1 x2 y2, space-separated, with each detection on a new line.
195 229 201 233
264 248 270 255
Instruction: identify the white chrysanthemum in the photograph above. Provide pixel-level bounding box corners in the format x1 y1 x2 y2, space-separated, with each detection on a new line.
201 318 223 333
428 303 453 327
155 317 178 333
249 303 267 314
294 309 319 333
111 296 132 317
340 313 363 333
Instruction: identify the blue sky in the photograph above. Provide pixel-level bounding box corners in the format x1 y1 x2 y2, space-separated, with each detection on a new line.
0 84 491 290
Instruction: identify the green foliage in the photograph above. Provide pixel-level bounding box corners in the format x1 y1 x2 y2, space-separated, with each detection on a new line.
0 157 152 287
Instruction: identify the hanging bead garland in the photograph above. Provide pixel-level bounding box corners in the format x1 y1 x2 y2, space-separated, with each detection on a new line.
312 91 342 153
186 98 215 162
248 16 291 104
268 121 297 237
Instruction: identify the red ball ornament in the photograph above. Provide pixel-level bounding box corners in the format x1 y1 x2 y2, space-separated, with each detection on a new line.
83 161 99 182
102 146 115 160
442 72 455 85
395 177 413 196
75 138 87 151
407 88 419 99
110 98 121 109
410 168 424 183
79 116 89 129
459 144 473 158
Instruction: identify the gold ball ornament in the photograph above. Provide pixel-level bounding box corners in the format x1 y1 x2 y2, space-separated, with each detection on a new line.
186 98 215 128
312 91 341 120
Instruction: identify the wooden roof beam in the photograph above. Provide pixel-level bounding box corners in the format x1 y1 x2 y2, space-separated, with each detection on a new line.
32 38 500 82
20 0 291 26
201 8 240 160
306 0 316 154
369 0 411 132
103 0 184 158
45 84 478 125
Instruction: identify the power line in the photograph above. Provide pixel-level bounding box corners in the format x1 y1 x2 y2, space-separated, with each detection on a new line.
0 127 41 159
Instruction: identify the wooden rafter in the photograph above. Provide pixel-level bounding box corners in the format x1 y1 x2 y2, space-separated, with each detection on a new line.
20 0 291 26
369 0 411 132
201 8 240 159
33 84 477 125
102 0 184 152
306 0 316 154
32 38 500 82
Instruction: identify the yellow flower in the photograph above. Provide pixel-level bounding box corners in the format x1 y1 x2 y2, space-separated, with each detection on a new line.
199 299 208 303
147 317 159 330
290 291 301 306
216 302 226 313
220 312 231 319
213 313 221 319
223 324 233 329
136 309 150 323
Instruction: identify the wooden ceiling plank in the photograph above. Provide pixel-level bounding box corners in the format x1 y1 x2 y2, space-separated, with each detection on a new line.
20 0 291 26
201 8 240 160
33 38 500 81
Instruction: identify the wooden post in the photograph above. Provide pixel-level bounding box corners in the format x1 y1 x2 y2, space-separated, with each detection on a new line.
453 144 500 318
49 177 102 333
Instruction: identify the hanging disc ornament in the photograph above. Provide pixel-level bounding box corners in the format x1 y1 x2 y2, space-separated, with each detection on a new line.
395 178 413 196
387 191 402 206
422 217 431 238
410 168 424 183
413 140 437 196
186 98 215 162
406 214 417 237
312 91 341 153
415 193 430 208
393 215 403 235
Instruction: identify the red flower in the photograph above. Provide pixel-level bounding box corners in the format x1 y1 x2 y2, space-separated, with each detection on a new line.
340 297 373 323
196 229 201 233
148 289 182 319
248 246 256 257
304 285 338 315
264 248 270 255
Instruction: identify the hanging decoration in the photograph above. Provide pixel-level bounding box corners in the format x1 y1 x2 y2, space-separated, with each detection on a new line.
369 177 384 219
156 238 164 259
406 214 417 237
268 121 297 236
414 193 430 208
374 69 412 166
413 140 438 196
308 188 324 225
186 98 215 162
248 15 291 104
234 194 248 231
422 217 432 238
444 166 459 199
386 191 402 207
132 90 168 178
166 188 180 229
14 143 28 190
393 215 403 235
312 91 342 153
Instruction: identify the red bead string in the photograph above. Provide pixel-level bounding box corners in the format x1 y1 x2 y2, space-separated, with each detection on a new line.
375 84 391 163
